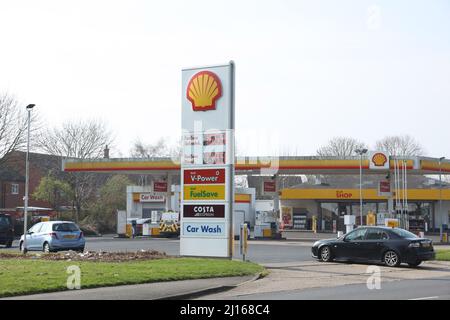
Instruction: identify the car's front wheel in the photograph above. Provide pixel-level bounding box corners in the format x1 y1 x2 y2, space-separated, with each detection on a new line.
43 242 51 253
19 241 27 254
320 246 333 262
384 250 401 267
5 240 12 248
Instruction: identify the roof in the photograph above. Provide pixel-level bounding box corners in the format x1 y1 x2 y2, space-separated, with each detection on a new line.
62 156 450 175
39 220 77 224
0 167 24 182
290 174 450 190
2 151 64 178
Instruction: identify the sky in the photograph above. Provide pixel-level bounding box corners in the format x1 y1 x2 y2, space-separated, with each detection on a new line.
0 0 449 158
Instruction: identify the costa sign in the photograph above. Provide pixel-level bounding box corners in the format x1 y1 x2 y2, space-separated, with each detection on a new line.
183 204 225 218
184 168 225 184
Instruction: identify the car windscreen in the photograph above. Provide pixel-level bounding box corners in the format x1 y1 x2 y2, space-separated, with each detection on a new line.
52 223 80 232
391 228 418 239
0 216 11 227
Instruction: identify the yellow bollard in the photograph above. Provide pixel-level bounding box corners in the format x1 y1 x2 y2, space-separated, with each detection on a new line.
367 212 376 226
442 233 449 243
126 224 133 238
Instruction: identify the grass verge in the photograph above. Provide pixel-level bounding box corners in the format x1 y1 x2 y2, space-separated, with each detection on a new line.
0 258 263 298
435 249 450 261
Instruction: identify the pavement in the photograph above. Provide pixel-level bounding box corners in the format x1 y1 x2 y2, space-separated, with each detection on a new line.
198 260 450 300
2 274 257 300
206 277 450 300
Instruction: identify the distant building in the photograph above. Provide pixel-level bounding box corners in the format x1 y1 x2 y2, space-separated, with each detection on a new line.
0 151 64 211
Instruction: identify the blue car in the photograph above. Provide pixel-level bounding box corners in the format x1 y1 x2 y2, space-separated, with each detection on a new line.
19 221 85 253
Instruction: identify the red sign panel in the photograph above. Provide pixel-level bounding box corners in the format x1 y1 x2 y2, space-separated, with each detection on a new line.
264 181 276 193
183 204 225 218
153 181 168 193
379 180 391 193
184 168 225 184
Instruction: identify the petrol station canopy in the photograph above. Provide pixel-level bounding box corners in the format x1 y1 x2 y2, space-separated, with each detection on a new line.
62 156 450 176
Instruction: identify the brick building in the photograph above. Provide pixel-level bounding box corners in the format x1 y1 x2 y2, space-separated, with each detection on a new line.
0 151 64 210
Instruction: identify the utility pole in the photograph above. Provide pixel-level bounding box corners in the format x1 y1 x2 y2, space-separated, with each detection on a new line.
355 148 368 226
22 104 35 254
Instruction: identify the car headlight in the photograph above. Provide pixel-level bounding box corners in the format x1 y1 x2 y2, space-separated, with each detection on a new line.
408 242 420 248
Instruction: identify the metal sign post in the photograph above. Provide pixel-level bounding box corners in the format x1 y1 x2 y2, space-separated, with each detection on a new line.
240 223 248 261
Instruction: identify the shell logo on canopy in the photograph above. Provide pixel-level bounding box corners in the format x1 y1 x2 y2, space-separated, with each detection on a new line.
187 71 222 111
372 152 388 167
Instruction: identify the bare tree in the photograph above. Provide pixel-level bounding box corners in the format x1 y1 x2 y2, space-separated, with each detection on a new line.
131 138 169 158
317 137 367 157
38 119 112 159
37 119 113 222
130 137 180 159
130 137 181 186
0 93 39 164
375 135 425 156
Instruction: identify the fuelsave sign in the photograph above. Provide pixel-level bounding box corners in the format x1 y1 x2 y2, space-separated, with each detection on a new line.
183 185 225 200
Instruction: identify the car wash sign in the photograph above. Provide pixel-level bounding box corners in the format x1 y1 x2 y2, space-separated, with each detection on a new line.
180 62 235 258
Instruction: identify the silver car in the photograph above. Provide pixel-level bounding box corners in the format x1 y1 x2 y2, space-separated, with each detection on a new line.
20 221 85 253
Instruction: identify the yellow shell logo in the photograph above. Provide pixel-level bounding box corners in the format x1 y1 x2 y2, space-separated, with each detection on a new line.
187 71 222 111
372 153 388 167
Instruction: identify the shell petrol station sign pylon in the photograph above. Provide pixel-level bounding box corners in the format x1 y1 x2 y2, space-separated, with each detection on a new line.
180 62 235 258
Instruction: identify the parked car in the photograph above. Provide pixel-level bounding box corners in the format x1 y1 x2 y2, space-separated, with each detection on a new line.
0 214 14 248
311 226 435 267
19 221 85 253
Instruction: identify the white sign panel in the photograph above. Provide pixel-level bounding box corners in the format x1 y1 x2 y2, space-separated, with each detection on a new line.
180 62 235 258
369 151 390 170
139 193 165 202
182 64 234 132
183 222 226 237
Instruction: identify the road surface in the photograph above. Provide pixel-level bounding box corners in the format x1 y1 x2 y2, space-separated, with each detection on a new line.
3 237 314 264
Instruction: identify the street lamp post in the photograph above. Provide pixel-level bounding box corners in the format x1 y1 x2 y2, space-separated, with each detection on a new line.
355 149 368 226
22 104 35 254
439 157 445 239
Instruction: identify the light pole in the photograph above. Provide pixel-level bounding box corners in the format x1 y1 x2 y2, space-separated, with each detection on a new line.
439 157 445 238
355 148 368 226
22 104 35 254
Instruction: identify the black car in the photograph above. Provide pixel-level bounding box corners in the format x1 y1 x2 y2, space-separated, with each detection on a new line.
311 226 435 267
0 214 14 248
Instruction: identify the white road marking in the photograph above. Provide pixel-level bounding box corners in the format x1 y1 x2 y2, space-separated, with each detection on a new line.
409 296 439 300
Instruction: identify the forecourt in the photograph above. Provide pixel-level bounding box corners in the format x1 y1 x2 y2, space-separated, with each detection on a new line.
62 155 450 234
